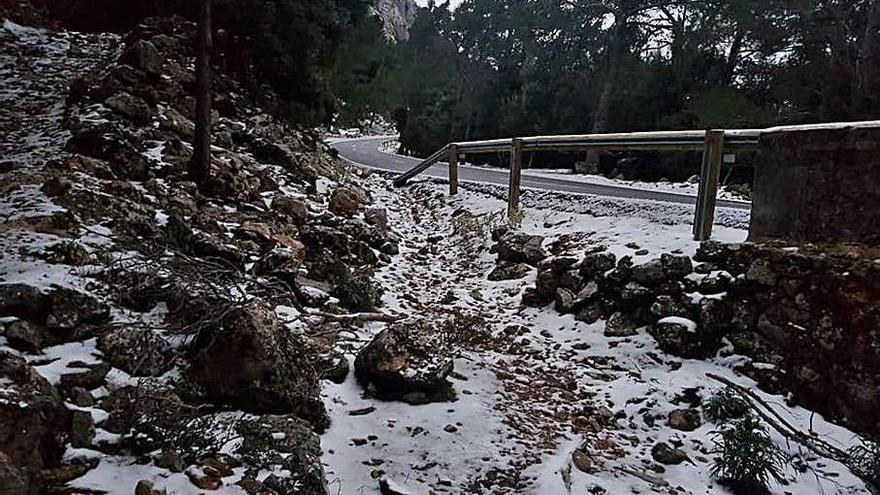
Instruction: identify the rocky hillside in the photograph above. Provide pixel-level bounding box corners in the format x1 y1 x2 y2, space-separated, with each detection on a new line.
375 0 417 41
1 16 396 494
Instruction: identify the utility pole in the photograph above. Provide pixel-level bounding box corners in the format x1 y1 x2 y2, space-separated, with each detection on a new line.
191 0 213 186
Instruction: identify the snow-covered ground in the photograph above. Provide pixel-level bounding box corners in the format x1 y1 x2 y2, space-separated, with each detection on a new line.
319 172 870 494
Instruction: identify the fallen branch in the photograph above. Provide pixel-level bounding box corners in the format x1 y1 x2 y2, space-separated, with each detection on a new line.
706 373 849 462
706 373 878 491
308 311 404 324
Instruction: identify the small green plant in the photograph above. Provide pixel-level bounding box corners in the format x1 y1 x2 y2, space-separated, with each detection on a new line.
710 416 788 495
704 387 751 423
847 440 880 486
335 277 382 312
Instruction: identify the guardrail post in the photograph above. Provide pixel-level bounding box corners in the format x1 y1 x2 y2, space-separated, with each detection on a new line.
507 138 523 219
693 130 725 241
447 144 459 195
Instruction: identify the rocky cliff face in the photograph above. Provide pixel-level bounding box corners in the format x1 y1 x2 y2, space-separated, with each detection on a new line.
375 0 418 41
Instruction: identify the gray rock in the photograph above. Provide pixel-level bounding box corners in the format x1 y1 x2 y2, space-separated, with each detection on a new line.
651 442 688 465
354 319 453 395
745 259 778 286
575 304 603 324
329 186 365 216
667 408 701 431
105 92 154 123
69 410 95 448
661 253 693 278
98 326 173 377
0 351 69 494
649 318 701 358
496 232 547 266
535 268 560 299
186 301 328 430
123 40 163 77
487 262 532 281
236 415 327 495
579 251 616 278
631 259 666 286
554 288 576 313
604 312 638 337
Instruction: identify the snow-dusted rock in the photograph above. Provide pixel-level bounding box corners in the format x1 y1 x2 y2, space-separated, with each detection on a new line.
354 319 454 396
0 350 70 494
186 300 329 430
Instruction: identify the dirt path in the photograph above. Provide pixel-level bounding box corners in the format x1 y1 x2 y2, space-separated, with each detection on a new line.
320 174 869 495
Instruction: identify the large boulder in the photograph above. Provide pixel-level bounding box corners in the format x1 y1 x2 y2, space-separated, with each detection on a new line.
496 231 547 267
235 415 327 495
122 40 163 77
354 319 454 397
186 301 328 430
0 351 70 494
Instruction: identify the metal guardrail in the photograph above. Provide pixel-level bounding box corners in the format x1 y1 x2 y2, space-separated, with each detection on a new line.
391 122 880 240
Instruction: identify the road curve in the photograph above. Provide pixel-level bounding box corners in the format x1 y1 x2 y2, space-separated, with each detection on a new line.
330 136 751 211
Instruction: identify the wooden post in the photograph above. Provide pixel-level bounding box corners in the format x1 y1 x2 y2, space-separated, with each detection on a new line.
507 138 523 219
448 144 459 195
693 130 725 241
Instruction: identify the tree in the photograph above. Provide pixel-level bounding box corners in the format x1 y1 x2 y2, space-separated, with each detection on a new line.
190 0 212 187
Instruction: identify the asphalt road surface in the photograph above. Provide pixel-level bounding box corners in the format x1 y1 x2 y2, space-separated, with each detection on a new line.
331 136 751 211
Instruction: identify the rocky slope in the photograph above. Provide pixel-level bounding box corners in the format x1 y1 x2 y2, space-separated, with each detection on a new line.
375 0 418 42
0 16 396 494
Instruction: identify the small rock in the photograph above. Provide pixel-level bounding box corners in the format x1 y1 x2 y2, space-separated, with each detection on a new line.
667 408 701 431
554 288 576 313
348 406 376 416
604 312 638 337
352 438 368 446
41 176 72 197
186 465 222 490
154 450 186 473
69 410 95 448
487 262 532 281
443 424 458 433
651 442 689 465
329 186 364 216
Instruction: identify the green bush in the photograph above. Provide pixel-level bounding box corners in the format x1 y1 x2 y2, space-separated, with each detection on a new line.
710 416 788 495
335 277 382 312
704 387 750 423
847 440 880 486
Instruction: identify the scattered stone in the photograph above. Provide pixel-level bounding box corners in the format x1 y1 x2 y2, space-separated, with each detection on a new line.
98 326 173 377
271 195 309 225
153 450 186 473
105 91 154 123
554 288 576 313
651 442 689 465
329 186 364 216
496 231 547 266
69 410 95 448
667 408 701 431
0 351 69 492
443 424 458 433
348 406 376 416
649 317 701 358
135 479 168 495
604 312 638 337
487 261 532 281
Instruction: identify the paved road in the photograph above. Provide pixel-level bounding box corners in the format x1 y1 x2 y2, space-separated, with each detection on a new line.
331 136 751 210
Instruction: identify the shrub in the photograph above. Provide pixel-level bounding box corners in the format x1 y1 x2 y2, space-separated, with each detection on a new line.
335 277 382 312
847 440 880 486
710 416 788 495
704 387 750 423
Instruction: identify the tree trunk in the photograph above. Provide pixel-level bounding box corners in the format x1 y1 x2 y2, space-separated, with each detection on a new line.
592 20 624 134
860 0 880 113
190 0 213 186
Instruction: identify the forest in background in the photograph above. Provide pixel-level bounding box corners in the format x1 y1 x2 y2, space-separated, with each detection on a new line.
12 0 880 177
332 0 880 167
